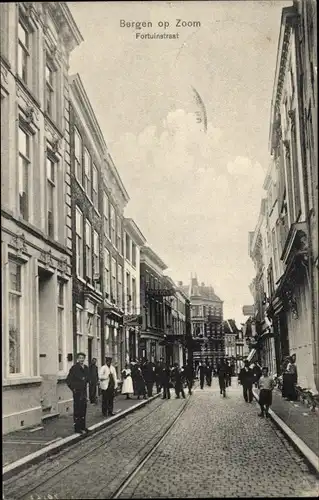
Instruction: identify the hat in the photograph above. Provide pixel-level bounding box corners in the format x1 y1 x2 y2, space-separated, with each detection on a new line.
105 354 112 360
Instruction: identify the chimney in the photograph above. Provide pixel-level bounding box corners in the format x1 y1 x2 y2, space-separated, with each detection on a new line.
178 281 183 286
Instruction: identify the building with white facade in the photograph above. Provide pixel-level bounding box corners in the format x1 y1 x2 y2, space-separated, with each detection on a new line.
123 218 146 365
1 2 83 433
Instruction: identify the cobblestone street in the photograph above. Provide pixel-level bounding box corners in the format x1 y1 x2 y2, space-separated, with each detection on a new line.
3 382 318 499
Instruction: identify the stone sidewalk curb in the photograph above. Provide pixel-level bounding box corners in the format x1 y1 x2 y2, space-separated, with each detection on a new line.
253 389 319 475
2 393 161 481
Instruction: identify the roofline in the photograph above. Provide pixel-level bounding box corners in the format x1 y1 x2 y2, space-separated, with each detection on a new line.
60 3 84 46
106 152 130 203
124 218 146 246
268 6 298 153
140 246 167 271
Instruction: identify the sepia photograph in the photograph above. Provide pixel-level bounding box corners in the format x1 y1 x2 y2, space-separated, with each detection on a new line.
1 0 318 498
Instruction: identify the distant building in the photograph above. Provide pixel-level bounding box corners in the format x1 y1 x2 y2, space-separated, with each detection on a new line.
181 275 224 370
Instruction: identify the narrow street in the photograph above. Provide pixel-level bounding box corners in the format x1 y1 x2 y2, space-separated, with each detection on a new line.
3 382 318 500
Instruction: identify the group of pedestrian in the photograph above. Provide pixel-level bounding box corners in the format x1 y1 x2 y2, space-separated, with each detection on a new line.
197 360 232 397
238 360 276 418
66 353 195 435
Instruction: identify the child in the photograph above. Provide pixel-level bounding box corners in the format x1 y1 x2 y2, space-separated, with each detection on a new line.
258 367 275 418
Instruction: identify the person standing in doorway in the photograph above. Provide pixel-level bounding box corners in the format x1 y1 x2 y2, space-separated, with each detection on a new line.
258 367 275 418
285 354 298 401
88 358 99 404
99 356 118 417
66 352 90 434
238 360 254 403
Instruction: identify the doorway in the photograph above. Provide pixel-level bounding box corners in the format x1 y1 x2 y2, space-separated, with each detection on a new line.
88 337 93 365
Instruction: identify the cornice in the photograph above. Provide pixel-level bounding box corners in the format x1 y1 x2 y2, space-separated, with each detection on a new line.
47 2 83 53
140 246 167 271
124 218 147 246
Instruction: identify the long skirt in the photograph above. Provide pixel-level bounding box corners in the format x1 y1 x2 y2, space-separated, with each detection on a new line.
122 376 134 395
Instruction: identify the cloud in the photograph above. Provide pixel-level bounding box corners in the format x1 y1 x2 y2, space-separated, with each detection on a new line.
227 156 264 177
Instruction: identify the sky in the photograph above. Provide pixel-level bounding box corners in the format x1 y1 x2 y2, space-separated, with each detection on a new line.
68 0 290 325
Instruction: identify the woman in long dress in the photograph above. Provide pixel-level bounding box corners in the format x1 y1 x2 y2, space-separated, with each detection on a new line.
121 363 134 399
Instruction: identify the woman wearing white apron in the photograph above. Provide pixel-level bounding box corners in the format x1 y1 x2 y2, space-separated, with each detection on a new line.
121 363 134 399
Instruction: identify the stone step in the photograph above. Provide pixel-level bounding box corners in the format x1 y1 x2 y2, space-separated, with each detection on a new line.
41 412 60 422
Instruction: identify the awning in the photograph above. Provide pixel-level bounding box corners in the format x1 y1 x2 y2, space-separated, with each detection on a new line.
247 348 257 363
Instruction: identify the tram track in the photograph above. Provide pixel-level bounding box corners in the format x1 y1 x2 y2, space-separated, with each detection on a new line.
4 396 190 500
4 397 165 500
110 396 191 499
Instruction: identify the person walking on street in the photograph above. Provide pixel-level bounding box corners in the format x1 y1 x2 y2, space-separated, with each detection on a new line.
206 363 213 387
173 363 186 399
258 367 275 418
155 358 164 393
135 364 147 399
238 360 254 403
198 362 206 390
161 363 171 399
142 359 155 398
184 363 194 395
66 352 90 434
99 356 118 417
88 358 99 404
217 359 228 398
121 363 134 399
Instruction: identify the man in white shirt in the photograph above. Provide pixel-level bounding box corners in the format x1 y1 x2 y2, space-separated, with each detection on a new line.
99 356 118 417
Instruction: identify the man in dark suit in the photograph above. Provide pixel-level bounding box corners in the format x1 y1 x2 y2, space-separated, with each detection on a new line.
66 352 90 434
161 363 171 399
172 363 186 399
238 360 254 403
88 357 99 404
142 359 155 398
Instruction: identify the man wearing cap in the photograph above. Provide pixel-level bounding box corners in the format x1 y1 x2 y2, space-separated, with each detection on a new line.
99 356 118 417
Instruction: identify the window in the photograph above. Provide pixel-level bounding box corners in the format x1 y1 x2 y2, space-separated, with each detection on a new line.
87 312 94 336
132 278 137 313
103 193 110 237
74 128 82 184
18 20 29 84
57 281 64 371
93 230 100 277
75 207 83 277
117 216 122 254
126 272 131 313
76 306 83 352
110 205 116 245
92 164 98 208
18 127 30 221
96 315 101 339
125 233 131 261
85 220 92 279
104 248 110 296
84 149 91 198
45 62 55 117
118 265 123 309
132 243 136 267
111 257 117 302
8 261 22 374
46 154 56 238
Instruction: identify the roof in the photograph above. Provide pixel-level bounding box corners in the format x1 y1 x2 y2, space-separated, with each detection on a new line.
140 246 167 271
124 218 146 246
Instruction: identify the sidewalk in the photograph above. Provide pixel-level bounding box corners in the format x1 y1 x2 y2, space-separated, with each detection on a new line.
2 393 154 467
253 387 319 460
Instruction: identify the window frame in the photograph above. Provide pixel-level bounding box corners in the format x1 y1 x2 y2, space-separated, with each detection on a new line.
93 230 100 278
18 124 31 221
110 204 116 246
132 242 137 268
17 18 30 85
92 164 99 209
84 148 92 199
118 264 123 309
46 149 57 239
111 257 117 303
104 248 110 296
103 192 110 238
76 304 83 353
85 220 92 280
74 127 83 185
45 57 56 119
57 280 65 372
75 207 84 278
8 259 24 376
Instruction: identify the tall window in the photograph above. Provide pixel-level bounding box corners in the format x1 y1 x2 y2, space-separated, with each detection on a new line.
93 230 100 277
46 154 55 238
111 257 117 302
74 128 82 184
45 62 54 118
117 216 122 254
85 220 92 279
84 149 91 197
103 193 110 237
118 264 123 309
92 164 98 208
132 243 137 267
104 248 110 296
110 205 116 245
125 233 130 261
132 278 137 313
76 306 83 352
75 207 83 277
8 261 22 374
126 272 131 313
18 127 30 221
18 20 29 84
57 280 64 371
